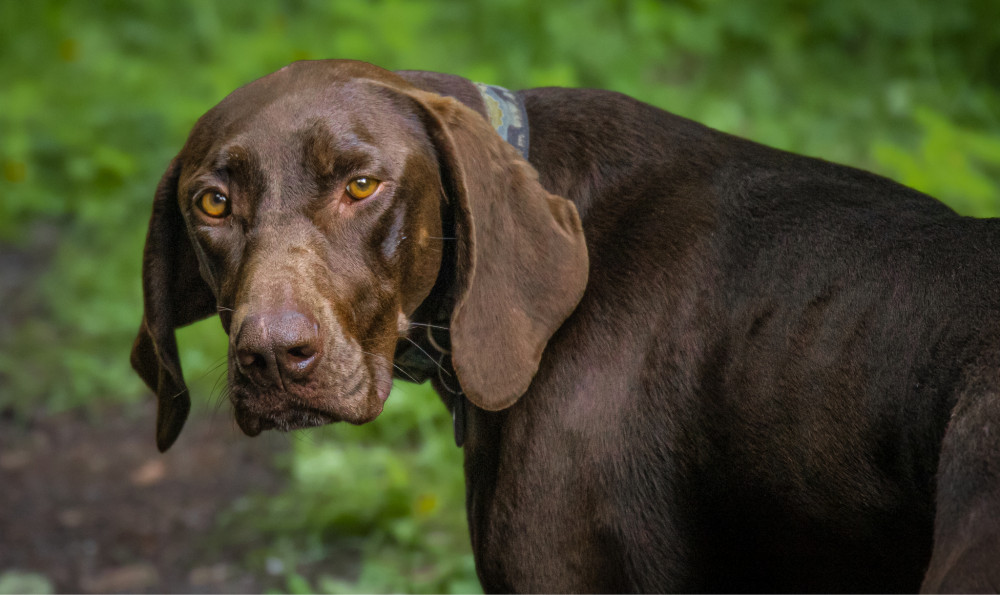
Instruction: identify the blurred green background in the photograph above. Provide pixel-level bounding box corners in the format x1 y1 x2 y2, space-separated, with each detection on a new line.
1 0 999 593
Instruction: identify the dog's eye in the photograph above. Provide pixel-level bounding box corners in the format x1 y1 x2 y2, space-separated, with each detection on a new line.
345 177 380 200
197 191 230 218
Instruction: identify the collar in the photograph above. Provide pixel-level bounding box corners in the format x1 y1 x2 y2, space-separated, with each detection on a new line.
474 82 530 160
394 82 530 447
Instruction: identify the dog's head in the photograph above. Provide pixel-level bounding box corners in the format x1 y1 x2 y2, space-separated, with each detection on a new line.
131 60 588 451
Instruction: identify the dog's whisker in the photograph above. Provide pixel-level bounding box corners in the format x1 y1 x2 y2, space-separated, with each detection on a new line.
407 322 450 331
357 335 381 348
209 371 225 397
217 305 234 312
290 427 319 447
166 386 189 401
390 362 418 383
402 336 451 376
210 371 231 412
183 355 229 389
361 349 418 383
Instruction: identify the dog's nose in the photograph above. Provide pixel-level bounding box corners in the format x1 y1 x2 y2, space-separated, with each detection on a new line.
235 310 322 387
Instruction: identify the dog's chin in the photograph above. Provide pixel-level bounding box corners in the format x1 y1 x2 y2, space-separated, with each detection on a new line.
230 383 388 437
233 404 337 436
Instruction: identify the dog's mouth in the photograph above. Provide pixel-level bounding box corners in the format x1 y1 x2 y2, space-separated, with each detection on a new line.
228 352 395 436
233 400 339 436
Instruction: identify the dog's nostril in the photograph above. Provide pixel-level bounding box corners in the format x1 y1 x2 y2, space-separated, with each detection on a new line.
236 310 322 385
237 350 268 370
287 344 316 362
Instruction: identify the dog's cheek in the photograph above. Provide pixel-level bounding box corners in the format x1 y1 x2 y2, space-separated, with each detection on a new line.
216 265 248 335
392 189 443 314
379 203 407 263
188 223 247 331
328 270 397 349
387 156 445 315
406 240 441 312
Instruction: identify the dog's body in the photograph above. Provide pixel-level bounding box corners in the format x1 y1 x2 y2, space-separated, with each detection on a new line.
133 60 1000 592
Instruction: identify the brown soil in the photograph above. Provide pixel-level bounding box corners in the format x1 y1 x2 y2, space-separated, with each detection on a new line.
0 401 290 593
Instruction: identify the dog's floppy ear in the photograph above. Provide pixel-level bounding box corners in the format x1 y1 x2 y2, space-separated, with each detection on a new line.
130 158 216 452
405 89 589 411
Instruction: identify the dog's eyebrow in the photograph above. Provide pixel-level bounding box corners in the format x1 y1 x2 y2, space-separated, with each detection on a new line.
302 121 381 180
214 145 266 189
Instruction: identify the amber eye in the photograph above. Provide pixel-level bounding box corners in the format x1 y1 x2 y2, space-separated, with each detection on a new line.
345 176 380 200
197 191 229 218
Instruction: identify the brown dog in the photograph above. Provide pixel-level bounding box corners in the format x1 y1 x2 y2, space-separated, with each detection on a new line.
133 60 1000 592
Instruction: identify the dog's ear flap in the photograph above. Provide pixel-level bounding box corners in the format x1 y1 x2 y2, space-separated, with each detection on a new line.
130 158 216 452
406 90 589 411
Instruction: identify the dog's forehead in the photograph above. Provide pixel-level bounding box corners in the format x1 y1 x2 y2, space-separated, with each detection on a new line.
183 62 419 169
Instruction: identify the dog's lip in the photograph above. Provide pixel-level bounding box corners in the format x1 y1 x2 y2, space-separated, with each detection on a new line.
234 407 273 436
373 361 393 402
233 399 339 435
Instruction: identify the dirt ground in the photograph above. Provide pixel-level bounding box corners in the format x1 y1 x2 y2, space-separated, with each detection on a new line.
0 401 291 593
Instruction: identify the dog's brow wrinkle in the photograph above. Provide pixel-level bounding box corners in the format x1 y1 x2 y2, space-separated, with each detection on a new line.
349 120 376 145
212 145 269 220
302 118 381 176
218 145 254 174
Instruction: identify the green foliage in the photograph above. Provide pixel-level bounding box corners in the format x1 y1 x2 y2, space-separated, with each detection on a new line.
873 108 1000 217
3 1 1000 593
219 381 479 593
0 570 54 595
